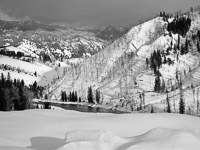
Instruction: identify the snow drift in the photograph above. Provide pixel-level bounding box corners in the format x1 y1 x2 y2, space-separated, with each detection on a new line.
1 110 200 150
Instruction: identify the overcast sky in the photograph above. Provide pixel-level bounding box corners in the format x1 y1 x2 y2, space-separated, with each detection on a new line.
0 0 199 27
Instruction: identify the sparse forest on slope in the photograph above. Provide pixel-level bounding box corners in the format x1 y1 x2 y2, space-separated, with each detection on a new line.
49 6 200 114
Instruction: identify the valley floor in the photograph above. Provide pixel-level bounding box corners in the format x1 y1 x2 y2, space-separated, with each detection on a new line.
0 110 200 150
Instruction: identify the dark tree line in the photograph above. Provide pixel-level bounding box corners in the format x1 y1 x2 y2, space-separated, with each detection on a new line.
61 91 80 102
88 87 101 104
69 91 78 102
0 49 25 58
150 50 162 75
167 16 191 37
0 73 44 111
61 91 67 101
159 11 173 22
0 73 29 111
61 87 101 104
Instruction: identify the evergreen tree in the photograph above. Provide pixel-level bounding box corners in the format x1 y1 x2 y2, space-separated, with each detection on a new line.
64 91 67 101
79 97 81 103
21 80 25 87
153 64 157 75
0 86 7 111
179 78 185 114
179 97 185 114
72 91 75 102
185 38 189 54
74 91 78 102
154 75 161 92
18 85 24 110
180 44 185 55
1 73 5 87
21 88 29 110
157 50 162 68
7 72 11 81
34 71 37 77
69 92 72 102
177 35 180 50
146 58 149 68
150 105 154 113
197 41 200 52
161 78 165 92
13 79 17 87
87 86 94 104
61 91 64 101
166 90 171 113
2 88 10 111
96 90 100 104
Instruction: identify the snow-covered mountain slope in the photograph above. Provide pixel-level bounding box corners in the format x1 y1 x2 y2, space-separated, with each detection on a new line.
49 11 200 111
0 20 111 88
0 20 109 62
49 17 166 100
1 110 200 150
0 55 67 86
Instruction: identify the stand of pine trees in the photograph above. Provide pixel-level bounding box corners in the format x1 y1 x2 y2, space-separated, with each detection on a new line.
0 73 37 111
167 16 191 37
61 88 100 104
61 91 67 101
69 91 78 102
150 50 162 75
62 91 80 102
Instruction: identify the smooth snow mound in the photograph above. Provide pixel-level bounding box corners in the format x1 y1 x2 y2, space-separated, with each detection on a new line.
58 130 127 150
57 128 200 150
1 111 200 150
64 130 124 143
126 128 200 150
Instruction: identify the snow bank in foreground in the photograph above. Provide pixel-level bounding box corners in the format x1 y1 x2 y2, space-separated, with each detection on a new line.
57 130 126 150
57 128 200 150
64 130 124 143
0 110 200 150
2 128 200 150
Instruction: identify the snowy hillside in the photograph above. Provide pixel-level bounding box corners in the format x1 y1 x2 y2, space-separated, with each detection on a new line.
49 17 166 100
0 20 109 62
0 110 200 150
49 11 200 113
0 55 68 87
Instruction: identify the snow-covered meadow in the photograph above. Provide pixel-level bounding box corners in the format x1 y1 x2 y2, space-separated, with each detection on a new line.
0 110 200 150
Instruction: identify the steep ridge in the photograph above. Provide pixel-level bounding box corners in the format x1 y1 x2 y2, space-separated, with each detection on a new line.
50 17 166 101
49 11 200 112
